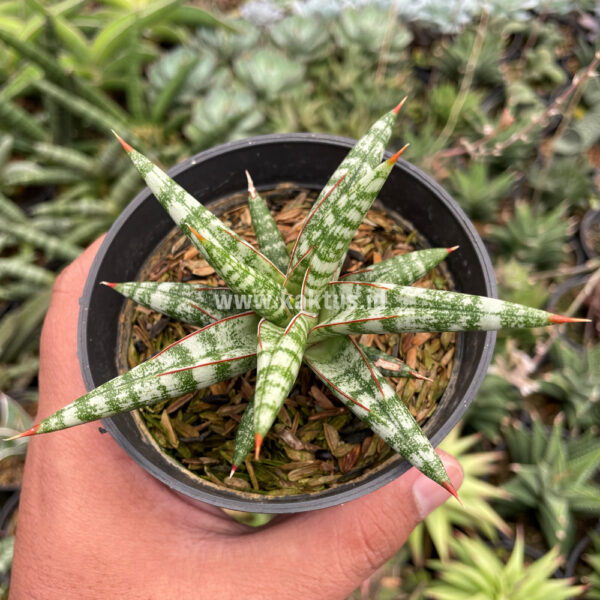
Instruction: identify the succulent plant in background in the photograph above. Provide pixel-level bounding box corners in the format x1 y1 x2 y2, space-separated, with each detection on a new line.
7 104 587 499
463 373 521 442
488 202 570 271
585 533 600 599
426 531 584 600
500 417 600 553
268 15 331 61
537 342 600 430
332 7 413 62
448 161 514 222
527 157 595 210
408 424 512 564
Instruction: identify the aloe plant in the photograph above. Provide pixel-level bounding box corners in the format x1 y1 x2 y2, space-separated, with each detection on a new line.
8 105 587 497
501 417 600 553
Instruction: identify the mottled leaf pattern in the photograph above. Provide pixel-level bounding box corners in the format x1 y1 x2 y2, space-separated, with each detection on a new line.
117 136 284 284
304 335 451 486
11 105 583 499
341 247 454 285
104 281 240 325
246 170 289 272
36 313 259 434
287 103 403 282
254 313 315 441
191 229 290 327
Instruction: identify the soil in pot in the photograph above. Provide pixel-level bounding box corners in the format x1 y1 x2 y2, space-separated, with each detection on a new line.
117 184 457 496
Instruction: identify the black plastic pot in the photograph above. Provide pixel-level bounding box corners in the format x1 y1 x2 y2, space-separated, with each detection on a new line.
78 134 497 513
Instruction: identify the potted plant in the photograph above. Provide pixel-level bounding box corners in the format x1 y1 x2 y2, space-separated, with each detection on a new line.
9 105 584 512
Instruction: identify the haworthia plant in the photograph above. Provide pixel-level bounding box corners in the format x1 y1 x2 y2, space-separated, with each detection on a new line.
9 105 588 499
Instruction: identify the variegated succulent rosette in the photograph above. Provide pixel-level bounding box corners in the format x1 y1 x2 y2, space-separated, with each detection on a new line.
10 101 587 499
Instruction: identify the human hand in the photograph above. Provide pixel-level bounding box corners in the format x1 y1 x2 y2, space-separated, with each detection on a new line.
11 238 463 600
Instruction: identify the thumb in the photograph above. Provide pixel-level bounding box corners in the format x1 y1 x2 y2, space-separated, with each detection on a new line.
241 450 462 600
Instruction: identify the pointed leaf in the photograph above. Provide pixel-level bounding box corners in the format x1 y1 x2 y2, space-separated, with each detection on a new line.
287 103 403 280
105 281 242 326
341 247 454 285
304 336 452 487
119 140 285 284
302 151 407 305
246 171 289 272
254 313 314 440
29 313 259 435
191 230 290 326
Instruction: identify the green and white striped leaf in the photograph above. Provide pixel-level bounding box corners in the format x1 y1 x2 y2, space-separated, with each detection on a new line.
117 138 285 285
0 191 27 224
31 312 260 435
302 149 406 305
287 102 404 283
312 284 558 339
192 230 290 327
254 312 315 442
103 281 241 326
0 220 81 262
246 170 289 272
341 247 454 285
304 335 451 487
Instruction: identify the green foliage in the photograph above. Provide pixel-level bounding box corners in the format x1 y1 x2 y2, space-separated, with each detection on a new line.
495 259 549 310
437 25 504 87
488 202 569 270
448 162 514 222
585 534 600 599
427 532 584 599
464 373 521 441
269 15 331 61
538 342 600 430
501 418 600 553
332 7 412 60
184 84 264 149
429 84 485 132
528 157 595 209
234 47 305 99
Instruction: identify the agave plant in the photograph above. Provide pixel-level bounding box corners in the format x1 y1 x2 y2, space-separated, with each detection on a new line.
8 103 587 497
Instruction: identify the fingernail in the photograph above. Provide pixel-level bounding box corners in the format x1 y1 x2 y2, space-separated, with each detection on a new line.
412 463 461 520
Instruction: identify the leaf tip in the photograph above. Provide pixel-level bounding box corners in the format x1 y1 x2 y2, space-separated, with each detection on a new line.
386 144 409 165
100 281 117 289
548 314 591 324
228 465 237 478
447 245 460 254
392 96 408 114
5 423 40 441
245 170 257 199
441 480 462 505
254 433 263 460
111 130 133 152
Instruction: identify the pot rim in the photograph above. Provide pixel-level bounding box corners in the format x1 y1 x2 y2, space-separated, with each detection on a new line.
78 132 497 512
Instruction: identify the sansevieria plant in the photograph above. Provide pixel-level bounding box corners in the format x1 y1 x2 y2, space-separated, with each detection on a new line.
8 101 587 498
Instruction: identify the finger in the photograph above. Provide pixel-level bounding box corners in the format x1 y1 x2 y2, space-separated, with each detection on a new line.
231 451 462 600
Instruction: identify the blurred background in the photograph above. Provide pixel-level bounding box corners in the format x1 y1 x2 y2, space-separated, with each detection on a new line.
0 0 599 597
